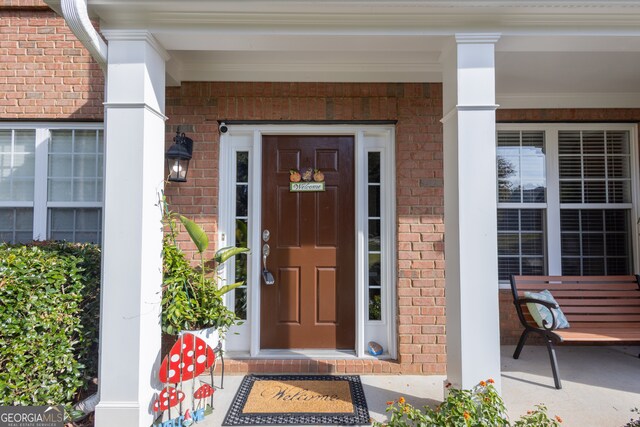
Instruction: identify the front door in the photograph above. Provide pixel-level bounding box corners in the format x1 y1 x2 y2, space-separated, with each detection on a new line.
261 135 355 349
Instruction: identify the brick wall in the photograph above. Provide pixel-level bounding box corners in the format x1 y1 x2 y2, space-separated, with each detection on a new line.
165 82 446 374
0 5 103 120
497 108 640 344
0 1 48 7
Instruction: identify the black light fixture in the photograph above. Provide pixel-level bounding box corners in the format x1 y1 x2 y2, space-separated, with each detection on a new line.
166 129 193 182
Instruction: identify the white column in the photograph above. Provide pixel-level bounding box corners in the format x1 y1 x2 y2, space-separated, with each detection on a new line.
442 33 502 391
95 31 169 427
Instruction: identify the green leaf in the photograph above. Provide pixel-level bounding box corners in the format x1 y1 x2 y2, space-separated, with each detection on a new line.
179 215 209 253
218 281 244 296
69 409 87 422
214 246 249 264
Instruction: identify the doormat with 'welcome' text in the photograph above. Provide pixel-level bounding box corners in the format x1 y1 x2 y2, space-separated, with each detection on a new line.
222 374 370 425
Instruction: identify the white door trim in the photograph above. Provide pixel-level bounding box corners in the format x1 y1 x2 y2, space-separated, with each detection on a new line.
219 124 396 359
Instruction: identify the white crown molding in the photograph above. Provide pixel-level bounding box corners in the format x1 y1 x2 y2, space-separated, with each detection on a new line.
88 1 640 10
180 61 442 73
100 30 170 61
175 61 442 83
177 70 442 84
497 92 640 109
90 1 640 33
441 104 500 124
456 33 502 44
99 14 640 33
103 102 168 121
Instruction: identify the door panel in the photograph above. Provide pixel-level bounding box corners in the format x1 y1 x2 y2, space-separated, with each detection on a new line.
277 268 300 324
261 135 355 349
277 187 300 247
317 188 338 246
316 267 338 324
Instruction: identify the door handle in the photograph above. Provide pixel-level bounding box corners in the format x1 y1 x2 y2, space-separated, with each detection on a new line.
262 243 275 285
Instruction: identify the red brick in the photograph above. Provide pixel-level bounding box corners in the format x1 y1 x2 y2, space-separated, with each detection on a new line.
0 8 103 120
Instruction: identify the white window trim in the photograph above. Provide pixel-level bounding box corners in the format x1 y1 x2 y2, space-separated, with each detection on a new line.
34 128 49 239
218 130 255 355
219 124 396 360
0 122 104 242
497 123 640 289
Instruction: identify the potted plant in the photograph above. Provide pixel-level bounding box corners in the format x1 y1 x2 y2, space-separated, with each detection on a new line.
161 204 248 349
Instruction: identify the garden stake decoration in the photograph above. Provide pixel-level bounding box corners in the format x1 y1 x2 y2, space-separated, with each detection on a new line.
193 384 215 410
156 196 248 425
152 333 219 426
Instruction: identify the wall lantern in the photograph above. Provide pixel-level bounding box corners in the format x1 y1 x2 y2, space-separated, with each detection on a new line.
166 130 193 182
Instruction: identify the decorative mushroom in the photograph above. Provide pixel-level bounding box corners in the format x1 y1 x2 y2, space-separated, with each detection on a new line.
193 383 214 399
159 333 216 383
152 386 185 412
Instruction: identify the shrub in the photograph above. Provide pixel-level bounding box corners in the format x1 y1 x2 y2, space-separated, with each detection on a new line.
513 404 562 427
624 408 640 427
374 379 562 427
0 241 100 410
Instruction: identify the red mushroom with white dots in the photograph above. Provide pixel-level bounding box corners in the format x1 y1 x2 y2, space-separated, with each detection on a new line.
152 386 185 412
193 383 214 400
159 333 216 383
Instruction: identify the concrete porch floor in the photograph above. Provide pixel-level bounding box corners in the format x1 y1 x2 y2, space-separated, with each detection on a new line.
196 345 639 426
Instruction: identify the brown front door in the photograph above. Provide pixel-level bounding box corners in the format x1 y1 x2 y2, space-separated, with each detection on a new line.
261 135 355 349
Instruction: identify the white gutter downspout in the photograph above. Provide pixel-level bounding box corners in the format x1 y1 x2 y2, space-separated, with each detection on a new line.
60 0 107 72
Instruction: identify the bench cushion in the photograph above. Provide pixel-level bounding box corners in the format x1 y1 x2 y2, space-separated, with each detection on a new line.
525 290 570 329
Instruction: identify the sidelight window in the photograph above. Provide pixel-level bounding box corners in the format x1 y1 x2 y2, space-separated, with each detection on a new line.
233 151 249 320
367 152 382 321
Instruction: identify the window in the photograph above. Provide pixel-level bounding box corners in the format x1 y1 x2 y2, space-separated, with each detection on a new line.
0 208 34 244
0 124 104 244
234 151 249 320
558 130 632 275
497 131 546 281
0 130 36 243
497 125 635 282
218 130 255 352
367 152 382 321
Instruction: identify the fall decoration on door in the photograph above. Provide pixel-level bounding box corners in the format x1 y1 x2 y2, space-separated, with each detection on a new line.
289 168 326 192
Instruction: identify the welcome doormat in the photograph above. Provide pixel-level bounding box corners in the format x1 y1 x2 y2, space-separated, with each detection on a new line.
222 374 370 426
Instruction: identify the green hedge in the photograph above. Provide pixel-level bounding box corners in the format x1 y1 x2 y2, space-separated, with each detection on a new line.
0 241 101 408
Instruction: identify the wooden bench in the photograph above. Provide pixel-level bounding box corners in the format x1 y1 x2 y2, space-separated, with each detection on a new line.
510 275 640 389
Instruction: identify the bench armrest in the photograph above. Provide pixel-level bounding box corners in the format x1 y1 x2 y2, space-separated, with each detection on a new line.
516 297 559 331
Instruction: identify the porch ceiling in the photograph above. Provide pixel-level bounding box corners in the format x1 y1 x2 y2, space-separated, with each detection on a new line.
48 0 640 107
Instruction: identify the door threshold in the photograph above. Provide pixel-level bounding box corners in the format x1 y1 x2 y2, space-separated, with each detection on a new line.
226 349 392 360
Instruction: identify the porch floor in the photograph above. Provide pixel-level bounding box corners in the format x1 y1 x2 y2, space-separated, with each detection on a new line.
198 345 639 426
